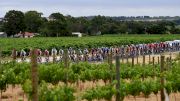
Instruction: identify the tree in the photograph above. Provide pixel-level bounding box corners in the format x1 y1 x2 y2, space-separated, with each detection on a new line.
68 17 90 33
146 23 167 34
47 13 70 37
38 18 50 37
24 11 43 33
49 13 65 21
127 22 146 34
90 15 106 34
3 10 25 37
118 23 128 34
88 15 116 35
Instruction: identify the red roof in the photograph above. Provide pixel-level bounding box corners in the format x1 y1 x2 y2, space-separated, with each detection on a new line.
24 32 34 36
18 32 34 36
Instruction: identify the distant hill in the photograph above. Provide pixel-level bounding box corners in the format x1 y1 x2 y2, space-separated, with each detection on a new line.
79 16 180 22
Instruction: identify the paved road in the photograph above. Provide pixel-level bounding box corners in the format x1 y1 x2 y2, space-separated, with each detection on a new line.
13 51 179 64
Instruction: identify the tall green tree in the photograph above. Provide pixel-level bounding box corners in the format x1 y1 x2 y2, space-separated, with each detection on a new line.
48 13 70 37
90 15 106 34
3 10 25 37
38 17 50 36
68 17 90 33
49 13 65 21
24 11 43 33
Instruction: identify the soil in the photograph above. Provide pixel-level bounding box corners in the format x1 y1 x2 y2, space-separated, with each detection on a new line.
1 81 180 101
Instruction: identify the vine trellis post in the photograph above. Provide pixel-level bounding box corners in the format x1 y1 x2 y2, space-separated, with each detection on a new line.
143 55 145 66
136 56 139 64
115 54 120 101
160 55 165 101
149 55 151 64
132 55 134 67
31 49 38 101
64 49 69 84
108 51 113 83
152 57 155 67
12 48 16 62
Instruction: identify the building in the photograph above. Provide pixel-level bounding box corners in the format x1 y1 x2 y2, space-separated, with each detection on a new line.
0 32 7 37
14 32 35 38
72 32 82 37
0 18 3 22
23 32 35 38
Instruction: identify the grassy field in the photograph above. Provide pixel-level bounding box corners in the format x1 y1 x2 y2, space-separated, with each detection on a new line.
0 34 180 55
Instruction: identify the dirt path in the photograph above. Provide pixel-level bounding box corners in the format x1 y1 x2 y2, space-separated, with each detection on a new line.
0 85 27 101
1 51 179 64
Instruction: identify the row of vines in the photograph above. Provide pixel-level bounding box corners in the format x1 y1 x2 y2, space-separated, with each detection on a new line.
1 34 180 56
0 54 180 101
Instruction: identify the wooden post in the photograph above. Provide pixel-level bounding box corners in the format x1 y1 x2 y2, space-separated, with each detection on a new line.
158 56 160 64
166 57 169 70
53 53 55 63
152 57 155 67
76 51 79 63
115 55 120 101
108 52 113 69
169 53 172 68
64 49 68 84
31 49 38 101
84 53 88 62
160 56 165 101
149 55 151 64
64 49 68 68
132 56 134 67
109 52 113 83
143 55 145 66
84 54 87 62
169 53 172 62
126 55 129 64
122 57 124 63
12 48 16 61
137 56 139 64
108 53 110 64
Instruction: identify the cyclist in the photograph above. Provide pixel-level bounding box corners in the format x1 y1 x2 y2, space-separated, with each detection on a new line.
44 49 50 62
20 49 26 61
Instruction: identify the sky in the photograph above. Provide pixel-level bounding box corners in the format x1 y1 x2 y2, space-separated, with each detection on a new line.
0 0 180 17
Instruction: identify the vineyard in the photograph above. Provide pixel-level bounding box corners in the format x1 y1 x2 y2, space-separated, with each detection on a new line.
1 34 180 101
0 53 180 101
1 0 180 101
1 34 180 56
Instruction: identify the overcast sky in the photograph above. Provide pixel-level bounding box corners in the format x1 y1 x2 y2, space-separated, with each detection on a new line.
0 0 180 17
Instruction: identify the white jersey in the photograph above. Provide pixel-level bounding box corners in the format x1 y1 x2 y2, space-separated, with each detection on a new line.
20 50 26 57
51 48 57 56
59 49 64 55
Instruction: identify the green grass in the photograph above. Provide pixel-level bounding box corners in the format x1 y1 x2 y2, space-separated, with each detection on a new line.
0 34 180 55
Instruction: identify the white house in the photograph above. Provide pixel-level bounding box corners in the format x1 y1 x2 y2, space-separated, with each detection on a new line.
0 32 7 37
0 18 3 22
72 32 82 37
